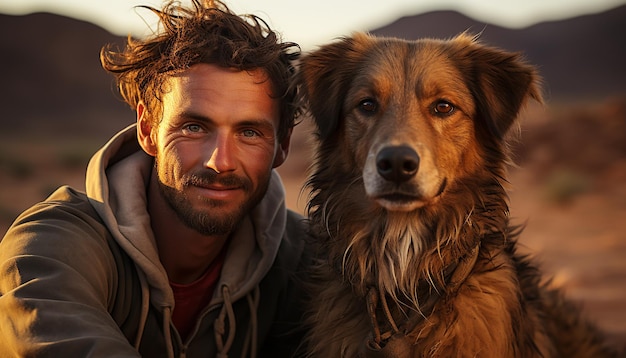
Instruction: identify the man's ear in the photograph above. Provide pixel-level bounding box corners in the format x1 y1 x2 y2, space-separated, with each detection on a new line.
272 128 292 168
136 101 157 157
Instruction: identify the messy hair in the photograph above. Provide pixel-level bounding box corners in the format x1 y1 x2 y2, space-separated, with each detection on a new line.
100 0 300 141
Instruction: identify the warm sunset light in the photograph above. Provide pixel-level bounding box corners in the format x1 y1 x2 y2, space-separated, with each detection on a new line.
0 0 624 354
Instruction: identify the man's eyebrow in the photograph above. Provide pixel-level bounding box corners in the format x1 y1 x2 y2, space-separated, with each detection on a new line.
179 110 211 122
237 119 275 129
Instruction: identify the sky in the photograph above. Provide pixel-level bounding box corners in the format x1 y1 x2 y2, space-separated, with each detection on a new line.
1 0 625 50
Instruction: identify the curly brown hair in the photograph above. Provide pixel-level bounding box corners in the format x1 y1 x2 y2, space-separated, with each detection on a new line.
100 0 300 141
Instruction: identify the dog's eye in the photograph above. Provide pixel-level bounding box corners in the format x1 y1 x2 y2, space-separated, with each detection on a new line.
433 101 454 116
358 99 378 114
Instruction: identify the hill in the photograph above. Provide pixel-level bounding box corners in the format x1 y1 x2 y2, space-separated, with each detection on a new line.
0 12 133 138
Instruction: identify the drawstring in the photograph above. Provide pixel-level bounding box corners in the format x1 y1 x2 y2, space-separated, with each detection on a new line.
215 285 236 358
214 284 261 358
162 306 175 358
241 285 260 358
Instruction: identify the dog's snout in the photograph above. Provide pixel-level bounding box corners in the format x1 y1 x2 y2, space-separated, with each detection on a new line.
376 145 420 183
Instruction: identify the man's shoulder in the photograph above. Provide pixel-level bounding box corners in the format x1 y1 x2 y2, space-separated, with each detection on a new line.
2 185 106 244
285 209 306 231
23 185 98 221
283 209 310 247
275 209 313 269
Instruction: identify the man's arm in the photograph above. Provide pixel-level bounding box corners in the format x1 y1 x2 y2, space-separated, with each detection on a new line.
0 188 140 357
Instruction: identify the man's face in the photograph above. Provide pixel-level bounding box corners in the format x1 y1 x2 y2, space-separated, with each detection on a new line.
139 63 289 235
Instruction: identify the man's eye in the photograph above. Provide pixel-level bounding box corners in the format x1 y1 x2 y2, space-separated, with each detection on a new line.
183 124 202 133
242 129 259 137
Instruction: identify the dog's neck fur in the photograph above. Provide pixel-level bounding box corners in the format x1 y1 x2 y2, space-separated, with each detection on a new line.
307 169 511 312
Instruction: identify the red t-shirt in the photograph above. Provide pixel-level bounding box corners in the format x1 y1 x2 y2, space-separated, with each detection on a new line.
170 249 226 340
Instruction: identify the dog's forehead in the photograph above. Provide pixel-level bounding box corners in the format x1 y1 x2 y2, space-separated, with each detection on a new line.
354 38 471 100
362 38 452 65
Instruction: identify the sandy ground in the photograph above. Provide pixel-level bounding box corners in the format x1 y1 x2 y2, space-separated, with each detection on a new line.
508 163 626 347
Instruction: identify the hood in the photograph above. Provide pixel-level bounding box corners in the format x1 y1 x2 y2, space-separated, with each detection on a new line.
85 124 289 309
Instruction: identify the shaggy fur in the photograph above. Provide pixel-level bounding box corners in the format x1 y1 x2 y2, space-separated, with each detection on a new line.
298 33 619 357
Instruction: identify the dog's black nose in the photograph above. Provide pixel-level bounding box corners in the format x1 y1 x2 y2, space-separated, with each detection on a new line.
376 145 420 183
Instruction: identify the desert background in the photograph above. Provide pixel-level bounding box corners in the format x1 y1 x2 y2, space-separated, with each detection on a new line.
1 4 625 351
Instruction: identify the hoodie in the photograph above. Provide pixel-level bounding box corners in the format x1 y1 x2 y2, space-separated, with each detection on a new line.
0 124 310 358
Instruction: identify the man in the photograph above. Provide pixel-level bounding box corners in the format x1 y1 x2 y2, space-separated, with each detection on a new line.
0 1 310 357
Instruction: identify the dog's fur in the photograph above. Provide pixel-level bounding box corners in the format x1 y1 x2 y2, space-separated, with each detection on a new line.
298 33 619 357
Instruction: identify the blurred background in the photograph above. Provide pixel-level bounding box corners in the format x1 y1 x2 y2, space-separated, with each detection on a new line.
1 0 625 349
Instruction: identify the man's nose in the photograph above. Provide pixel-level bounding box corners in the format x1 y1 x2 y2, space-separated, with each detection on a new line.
205 133 236 173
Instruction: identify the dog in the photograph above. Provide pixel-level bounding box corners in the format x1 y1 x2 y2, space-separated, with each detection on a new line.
297 33 619 357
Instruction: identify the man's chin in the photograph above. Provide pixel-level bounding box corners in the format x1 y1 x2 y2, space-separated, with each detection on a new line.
181 208 243 236
162 192 242 236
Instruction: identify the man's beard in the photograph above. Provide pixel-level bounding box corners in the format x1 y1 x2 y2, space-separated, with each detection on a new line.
158 169 268 236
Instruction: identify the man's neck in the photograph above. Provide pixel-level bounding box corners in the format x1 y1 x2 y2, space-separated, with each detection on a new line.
147 169 229 284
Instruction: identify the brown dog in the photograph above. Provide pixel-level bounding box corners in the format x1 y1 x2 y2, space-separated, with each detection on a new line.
298 33 618 357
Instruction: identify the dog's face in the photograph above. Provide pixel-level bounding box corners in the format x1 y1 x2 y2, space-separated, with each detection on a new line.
299 33 540 212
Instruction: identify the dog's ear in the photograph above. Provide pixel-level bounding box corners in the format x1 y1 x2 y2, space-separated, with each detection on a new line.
298 34 370 140
454 34 542 140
